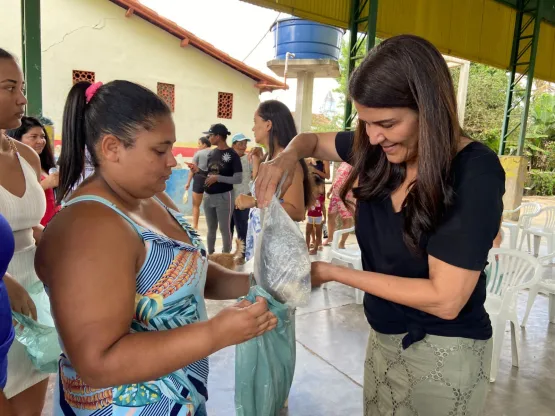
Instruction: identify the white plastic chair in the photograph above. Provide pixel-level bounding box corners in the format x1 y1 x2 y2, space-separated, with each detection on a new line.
501 202 541 249
326 227 364 304
518 206 555 259
485 248 542 382
521 251 555 327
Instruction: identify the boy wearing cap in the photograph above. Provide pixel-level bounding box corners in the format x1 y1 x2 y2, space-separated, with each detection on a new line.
202 124 243 254
230 134 254 263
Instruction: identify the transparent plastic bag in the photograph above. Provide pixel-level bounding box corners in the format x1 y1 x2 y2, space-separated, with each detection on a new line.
12 282 61 373
12 312 60 373
253 194 311 307
235 285 295 416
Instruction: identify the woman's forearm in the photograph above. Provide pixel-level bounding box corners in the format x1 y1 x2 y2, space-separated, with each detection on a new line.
282 202 305 222
205 262 249 300
283 132 344 163
33 225 44 245
312 169 327 179
325 264 466 320
283 133 319 160
186 170 193 186
40 179 54 191
77 319 220 388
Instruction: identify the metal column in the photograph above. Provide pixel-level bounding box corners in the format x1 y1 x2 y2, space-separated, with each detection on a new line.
499 0 542 155
343 0 378 131
21 0 43 117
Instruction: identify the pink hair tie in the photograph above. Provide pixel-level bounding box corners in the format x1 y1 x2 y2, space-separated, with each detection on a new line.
85 82 103 104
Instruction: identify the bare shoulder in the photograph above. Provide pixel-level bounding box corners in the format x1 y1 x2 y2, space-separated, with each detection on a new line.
12 138 41 176
35 201 143 286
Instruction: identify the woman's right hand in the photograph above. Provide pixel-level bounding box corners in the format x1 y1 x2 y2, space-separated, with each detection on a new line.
185 184 190 192
248 147 264 164
211 297 277 348
3 274 37 321
186 163 199 174
41 172 59 190
255 150 298 208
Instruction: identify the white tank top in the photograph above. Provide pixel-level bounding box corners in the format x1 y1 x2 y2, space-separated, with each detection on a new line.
0 154 46 253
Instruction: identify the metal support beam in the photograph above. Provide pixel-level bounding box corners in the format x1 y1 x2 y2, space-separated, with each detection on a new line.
343 0 378 131
21 0 42 117
499 0 542 156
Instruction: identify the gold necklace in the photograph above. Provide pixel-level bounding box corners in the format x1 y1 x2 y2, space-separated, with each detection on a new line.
1 133 18 155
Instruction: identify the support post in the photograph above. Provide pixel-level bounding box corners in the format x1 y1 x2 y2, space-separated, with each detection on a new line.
21 0 42 117
499 0 542 156
343 0 378 130
294 71 315 134
366 0 378 52
499 156 528 218
457 60 470 126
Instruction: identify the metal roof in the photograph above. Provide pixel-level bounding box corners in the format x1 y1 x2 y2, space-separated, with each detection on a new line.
241 0 555 82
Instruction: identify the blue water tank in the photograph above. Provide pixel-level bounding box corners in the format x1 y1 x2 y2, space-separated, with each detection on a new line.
271 18 344 61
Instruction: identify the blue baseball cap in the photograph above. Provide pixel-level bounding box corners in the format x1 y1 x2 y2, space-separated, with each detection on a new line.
231 133 252 144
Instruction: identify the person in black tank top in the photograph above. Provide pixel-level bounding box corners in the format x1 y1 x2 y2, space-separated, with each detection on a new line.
254 35 504 416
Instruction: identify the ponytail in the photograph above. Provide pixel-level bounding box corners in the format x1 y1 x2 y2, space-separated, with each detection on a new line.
57 82 90 204
56 80 171 204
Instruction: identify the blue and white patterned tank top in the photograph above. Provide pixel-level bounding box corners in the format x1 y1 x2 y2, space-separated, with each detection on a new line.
53 195 209 416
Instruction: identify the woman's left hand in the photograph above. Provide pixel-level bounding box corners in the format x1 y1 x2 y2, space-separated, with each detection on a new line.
205 175 218 187
311 261 335 288
4 274 37 321
235 194 256 210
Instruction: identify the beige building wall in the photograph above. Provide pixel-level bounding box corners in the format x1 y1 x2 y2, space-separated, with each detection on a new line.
0 0 23 60
3 0 262 148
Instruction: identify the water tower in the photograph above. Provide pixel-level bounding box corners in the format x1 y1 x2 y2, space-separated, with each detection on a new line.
267 18 343 133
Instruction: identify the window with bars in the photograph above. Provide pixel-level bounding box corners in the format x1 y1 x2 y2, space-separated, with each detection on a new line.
217 92 233 119
72 70 95 84
157 82 175 112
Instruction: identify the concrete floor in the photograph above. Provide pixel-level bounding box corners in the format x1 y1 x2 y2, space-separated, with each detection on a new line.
41 217 555 415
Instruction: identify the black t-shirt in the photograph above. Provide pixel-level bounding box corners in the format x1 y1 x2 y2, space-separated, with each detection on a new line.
335 131 505 347
205 148 243 195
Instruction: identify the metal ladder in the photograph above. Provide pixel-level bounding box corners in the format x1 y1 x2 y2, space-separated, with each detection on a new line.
499 0 543 156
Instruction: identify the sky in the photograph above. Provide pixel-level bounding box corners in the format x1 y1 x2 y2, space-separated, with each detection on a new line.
140 0 340 113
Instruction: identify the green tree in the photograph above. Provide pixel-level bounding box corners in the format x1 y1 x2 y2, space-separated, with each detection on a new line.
451 63 509 152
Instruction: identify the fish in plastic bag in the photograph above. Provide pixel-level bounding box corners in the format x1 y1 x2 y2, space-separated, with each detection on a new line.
235 285 295 416
253 194 311 307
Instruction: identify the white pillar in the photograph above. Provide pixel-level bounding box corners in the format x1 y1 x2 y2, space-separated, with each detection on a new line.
294 71 315 133
457 61 470 127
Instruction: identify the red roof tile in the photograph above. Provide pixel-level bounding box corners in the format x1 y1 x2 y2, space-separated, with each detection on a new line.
109 0 287 92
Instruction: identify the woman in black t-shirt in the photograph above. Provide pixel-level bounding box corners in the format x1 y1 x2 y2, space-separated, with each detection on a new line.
254 35 504 415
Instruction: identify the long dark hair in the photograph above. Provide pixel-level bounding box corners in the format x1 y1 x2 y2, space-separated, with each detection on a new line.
341 35 460 252
199 136 211 148
257 100 313 208
57 80 171 203
7 116 56 172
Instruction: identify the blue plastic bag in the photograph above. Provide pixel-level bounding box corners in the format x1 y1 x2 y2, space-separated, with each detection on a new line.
235 286 296 416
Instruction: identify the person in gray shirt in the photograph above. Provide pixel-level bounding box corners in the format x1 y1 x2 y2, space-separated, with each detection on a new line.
230 133 253 263
185 136 211 229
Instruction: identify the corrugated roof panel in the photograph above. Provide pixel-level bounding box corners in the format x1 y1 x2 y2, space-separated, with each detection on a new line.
242 0 555 82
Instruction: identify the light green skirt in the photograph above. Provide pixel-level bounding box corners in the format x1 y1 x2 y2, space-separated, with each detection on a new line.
364 330 492 416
